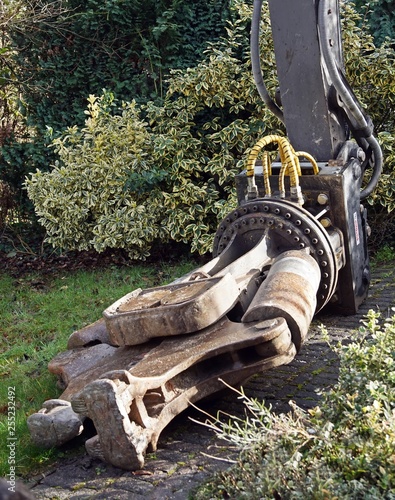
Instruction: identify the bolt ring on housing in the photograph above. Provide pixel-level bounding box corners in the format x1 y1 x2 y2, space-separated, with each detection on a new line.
213 199 338 312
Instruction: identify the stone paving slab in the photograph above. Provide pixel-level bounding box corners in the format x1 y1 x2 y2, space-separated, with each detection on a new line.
27 262 395 499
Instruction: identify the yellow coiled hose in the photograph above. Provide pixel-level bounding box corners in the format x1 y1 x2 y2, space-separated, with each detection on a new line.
246 135 318 204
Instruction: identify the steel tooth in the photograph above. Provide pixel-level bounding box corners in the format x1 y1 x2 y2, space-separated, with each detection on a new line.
26 400 85 448
46 343 156 403
67 317 111 349
48 343 118 389
72 377 152 470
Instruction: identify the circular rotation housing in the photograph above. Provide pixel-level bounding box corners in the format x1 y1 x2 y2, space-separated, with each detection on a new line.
213 198 339 312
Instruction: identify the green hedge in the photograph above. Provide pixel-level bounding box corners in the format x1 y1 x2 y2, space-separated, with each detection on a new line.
1 0 230 219
26 2 395 258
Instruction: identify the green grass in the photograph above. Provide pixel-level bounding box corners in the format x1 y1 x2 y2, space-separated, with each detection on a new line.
371 244 395 265
0 257 198 477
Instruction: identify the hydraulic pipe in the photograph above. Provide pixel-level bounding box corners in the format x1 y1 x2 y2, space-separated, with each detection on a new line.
251 0 284 123
317 0 383 199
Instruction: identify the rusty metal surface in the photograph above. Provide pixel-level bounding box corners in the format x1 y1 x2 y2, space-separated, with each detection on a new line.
103 274 240 345
28 315 296 470
27 263 395 500
28 195 337 471
70 317 295 470
242 249 321 350
28 182 358 472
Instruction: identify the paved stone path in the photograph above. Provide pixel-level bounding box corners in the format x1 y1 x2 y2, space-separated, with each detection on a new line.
27 262 395 499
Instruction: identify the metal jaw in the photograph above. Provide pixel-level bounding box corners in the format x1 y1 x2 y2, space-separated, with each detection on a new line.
27 315 296 470
28 199 327 470
70 317 294 470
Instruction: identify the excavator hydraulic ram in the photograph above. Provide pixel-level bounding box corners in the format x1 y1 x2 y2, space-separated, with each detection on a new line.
28 0 381 470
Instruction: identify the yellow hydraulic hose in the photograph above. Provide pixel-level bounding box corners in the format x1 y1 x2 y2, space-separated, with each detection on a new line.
262 151 272 196
246 135 306 203
277 137 300 198
246 134 282 179
245 135 280 199
295 151 319 174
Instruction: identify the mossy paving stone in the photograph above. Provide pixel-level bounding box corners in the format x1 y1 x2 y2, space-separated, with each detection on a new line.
27 262 395 499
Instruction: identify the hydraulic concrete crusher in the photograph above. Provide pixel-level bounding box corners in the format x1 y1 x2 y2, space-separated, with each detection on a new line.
28 0 383 470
